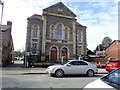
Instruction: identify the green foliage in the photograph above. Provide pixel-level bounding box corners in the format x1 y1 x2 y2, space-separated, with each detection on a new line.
30 62 52 65
102 37 112 47
14 50 25 57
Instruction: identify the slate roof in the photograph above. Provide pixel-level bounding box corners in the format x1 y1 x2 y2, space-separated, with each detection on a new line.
28 14 42 20
76 22 86 28
43 2 76 17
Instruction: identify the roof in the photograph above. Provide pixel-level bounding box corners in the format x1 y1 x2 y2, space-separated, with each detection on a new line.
28 14 42 20
105 40 120 50
0 25 11 31
43 2 76 17
76 22 86 27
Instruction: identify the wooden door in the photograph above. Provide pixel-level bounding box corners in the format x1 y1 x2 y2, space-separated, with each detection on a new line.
51 47 57 62
62 48 68 61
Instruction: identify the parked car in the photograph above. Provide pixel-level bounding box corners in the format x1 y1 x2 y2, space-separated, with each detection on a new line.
83 68 120 89
106 60 120 72
46 60 98 78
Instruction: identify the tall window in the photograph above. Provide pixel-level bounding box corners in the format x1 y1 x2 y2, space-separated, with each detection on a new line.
32 43 37 53
64 28 68 40
78 31 82 43
50 26 54 39
33 25 38 38
79 46 82 55
56 24 62 40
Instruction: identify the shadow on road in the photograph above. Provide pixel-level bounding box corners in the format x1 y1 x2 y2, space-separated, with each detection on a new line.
3 60 24 68
51 74 105 78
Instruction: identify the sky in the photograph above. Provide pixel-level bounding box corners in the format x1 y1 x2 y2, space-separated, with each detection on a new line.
0 0 119 51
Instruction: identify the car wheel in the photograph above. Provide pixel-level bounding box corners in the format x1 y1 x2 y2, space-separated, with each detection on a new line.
55 69 64 78
87 70 94 77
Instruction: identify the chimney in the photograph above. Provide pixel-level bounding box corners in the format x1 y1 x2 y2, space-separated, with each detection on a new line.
7 21 12 26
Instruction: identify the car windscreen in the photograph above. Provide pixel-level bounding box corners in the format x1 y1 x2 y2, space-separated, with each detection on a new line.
108 61 119 63
62 60 71 65
101 68 120 89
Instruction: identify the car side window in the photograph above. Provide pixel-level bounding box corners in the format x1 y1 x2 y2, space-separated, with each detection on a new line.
69 61 79 65
69 61 88 66
78 61 88 65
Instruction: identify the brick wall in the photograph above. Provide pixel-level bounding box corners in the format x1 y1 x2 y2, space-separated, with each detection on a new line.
105 41 120 59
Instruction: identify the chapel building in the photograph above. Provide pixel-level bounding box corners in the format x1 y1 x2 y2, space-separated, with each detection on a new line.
26 2 87 62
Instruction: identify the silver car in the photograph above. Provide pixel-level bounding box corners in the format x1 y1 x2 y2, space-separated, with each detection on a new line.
46 60 98 78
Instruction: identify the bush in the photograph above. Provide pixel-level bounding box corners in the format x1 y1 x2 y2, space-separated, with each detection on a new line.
29 62 53 67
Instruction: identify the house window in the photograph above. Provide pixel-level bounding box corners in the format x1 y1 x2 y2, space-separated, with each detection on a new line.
50 26 54 39
64 28 68 40
56 24 62 40
33 25 38 38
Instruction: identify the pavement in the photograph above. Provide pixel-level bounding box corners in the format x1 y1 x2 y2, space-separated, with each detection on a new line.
1 60 108 75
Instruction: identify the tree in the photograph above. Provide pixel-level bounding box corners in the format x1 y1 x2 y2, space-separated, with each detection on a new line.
95 37 112 53
102 37 112 48
14 50 25 57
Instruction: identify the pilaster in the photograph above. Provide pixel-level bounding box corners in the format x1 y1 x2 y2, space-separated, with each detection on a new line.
41 15 47 60
72 19 76 57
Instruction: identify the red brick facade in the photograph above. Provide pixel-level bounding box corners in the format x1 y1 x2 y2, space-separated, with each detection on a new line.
1 21 14 67
105 40 120 59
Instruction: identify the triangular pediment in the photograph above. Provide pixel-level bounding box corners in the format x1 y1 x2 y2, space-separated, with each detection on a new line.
43 2 76 17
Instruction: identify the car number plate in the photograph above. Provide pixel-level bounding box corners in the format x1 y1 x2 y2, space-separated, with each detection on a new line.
107 64 112 66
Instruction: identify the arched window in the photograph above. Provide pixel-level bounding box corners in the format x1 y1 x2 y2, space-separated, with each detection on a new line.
50 26 54 39
64 28 68 40
56 24 62 40
33 25 38 38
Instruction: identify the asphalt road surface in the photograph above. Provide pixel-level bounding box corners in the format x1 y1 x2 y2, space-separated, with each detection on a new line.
2 73 106 89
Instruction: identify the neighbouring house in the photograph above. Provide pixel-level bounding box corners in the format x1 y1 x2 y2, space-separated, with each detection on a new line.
25 2 87 64
105 40 120 59
95 51 106 57
0 21 14 67
94 44 106 58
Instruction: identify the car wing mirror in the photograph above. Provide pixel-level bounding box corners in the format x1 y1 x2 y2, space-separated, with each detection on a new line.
67 64 71 66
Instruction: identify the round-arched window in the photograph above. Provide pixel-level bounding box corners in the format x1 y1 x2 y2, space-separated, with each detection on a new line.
33 25 38 38
56 24 62 40
50 26 54 39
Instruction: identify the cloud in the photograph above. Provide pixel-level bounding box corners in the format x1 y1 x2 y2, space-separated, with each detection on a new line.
2 0 55 51
74 2 118 50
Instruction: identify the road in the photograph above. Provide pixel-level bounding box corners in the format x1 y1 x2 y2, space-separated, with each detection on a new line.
1 60 108 89
2 73 106 88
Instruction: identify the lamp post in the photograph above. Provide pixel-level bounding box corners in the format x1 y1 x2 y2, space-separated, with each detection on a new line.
0 0 4 66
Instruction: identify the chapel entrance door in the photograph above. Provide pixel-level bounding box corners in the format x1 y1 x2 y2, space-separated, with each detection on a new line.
50 47 57 62
62 48 68 61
